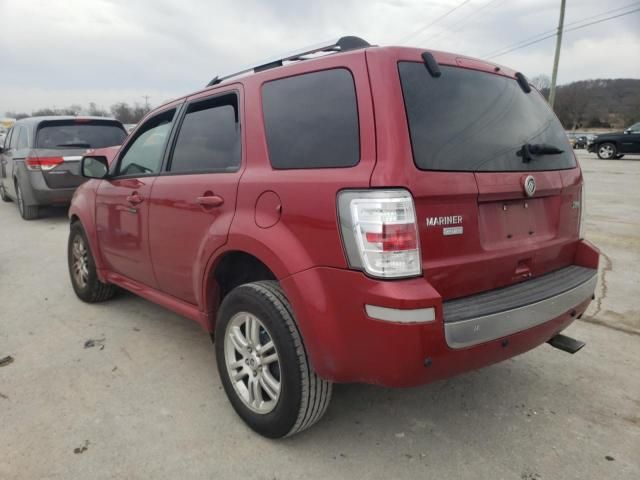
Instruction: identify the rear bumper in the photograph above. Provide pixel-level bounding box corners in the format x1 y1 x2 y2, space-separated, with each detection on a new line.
16 163 78 206
443 266 597 348
281 240 599 387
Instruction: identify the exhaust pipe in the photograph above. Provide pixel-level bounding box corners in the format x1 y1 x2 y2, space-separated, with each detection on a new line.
547 333 586 354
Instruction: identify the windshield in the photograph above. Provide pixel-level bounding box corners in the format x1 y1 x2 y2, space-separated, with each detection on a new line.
398 63 575 172
36 121 127 149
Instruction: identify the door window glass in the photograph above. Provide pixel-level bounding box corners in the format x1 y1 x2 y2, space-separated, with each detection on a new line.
16 127 29 149
10 127 20 149
3 128 12 149
117 109 175 176
169 94 240 173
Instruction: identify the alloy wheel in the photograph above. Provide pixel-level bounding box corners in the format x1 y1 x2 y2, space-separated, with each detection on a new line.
224 312 281 414
598 144 614 159
71 235 90 289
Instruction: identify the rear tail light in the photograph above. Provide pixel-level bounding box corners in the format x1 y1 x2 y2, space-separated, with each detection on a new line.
25 156 64 171
579 182 586 239
338 189 421 279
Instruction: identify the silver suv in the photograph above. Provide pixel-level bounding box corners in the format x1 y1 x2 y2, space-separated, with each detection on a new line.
0 116 127 219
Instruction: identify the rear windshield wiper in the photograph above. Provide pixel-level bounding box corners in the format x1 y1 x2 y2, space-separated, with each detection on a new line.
517 143 564 163
56 142 91 148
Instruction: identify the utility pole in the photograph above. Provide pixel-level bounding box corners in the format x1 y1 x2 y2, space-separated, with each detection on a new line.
142 95 151 110
548 0 566 108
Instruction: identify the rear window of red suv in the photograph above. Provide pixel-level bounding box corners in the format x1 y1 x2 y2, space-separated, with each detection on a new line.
398 62 575 172
36 120 127 149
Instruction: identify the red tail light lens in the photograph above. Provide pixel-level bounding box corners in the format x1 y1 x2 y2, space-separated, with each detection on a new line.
26 156 64 171
365 224 418 251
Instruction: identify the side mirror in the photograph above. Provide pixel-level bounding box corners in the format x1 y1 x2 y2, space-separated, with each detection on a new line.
624 129 631 134
81 156 109 179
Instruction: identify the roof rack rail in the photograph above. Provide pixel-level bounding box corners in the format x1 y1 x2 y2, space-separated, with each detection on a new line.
206 36 371 87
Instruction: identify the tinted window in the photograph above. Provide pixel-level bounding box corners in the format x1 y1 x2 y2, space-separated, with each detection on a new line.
262 68 359 169
117 110 175 176
36 121 126 149
170 94 240 173
398 63 575 172
16 127 29 149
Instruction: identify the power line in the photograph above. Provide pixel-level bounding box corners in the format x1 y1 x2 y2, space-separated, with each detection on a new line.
485 7 640 60
420 0 508 45
399 0 473 45
481 2 640 59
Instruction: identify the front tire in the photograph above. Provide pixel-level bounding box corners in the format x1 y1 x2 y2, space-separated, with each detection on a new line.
597 142 617 159
0 183 11 202
68 222 117 302
215 281 332 438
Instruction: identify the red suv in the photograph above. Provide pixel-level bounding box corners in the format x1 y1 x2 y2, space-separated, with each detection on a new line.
68 37 599 438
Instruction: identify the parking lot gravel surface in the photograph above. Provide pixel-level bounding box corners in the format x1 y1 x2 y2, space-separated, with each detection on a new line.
1 151 639 479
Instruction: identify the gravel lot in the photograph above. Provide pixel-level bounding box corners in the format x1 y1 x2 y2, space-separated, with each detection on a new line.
1 151 639 479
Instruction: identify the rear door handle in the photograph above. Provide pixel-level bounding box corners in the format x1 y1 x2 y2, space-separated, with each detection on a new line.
126 193 144 205
196 194 224 207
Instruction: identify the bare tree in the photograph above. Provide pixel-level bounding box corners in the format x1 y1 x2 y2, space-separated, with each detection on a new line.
530 74 551 92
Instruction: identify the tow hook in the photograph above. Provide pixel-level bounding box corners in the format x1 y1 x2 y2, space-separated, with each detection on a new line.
547 334 586 354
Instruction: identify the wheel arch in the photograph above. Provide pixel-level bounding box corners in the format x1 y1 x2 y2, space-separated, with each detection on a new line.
201 248 281 331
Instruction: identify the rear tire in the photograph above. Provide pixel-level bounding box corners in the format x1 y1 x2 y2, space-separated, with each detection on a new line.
215 281 332 438
15 181 38 220
0 184 11 202
597 142 616 160
68 222 117 302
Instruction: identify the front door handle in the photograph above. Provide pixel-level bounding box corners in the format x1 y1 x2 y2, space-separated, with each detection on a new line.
196 194 224 207
126 193 144 205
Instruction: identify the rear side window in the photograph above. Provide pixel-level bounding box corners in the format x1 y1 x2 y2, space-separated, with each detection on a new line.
262 68 359 169
398 63 575 172
117 109 175 176
169 94 240 173
36 120 126 149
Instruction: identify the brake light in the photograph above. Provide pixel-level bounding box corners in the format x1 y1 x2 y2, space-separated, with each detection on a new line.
26 156 64 171
338 190 421 278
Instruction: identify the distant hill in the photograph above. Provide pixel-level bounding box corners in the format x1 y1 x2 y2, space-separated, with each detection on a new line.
539 79 640 130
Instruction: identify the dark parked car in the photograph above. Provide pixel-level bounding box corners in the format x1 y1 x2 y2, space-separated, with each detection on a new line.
588 122 640 159
0 116 127 219
68 37 598 437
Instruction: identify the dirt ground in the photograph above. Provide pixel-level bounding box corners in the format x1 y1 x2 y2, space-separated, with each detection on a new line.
0 150 638 479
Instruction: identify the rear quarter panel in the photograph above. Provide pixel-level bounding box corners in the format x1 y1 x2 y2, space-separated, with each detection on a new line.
201 50 377 313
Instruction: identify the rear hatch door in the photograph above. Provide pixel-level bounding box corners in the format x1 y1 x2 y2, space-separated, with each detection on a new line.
34 119 127 189
368 49 582 300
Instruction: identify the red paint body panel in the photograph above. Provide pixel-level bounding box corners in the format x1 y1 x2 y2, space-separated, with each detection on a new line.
281 265 594 387
69 45 600 387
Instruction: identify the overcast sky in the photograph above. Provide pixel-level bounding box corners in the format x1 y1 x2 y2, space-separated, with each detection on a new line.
0 0 638 113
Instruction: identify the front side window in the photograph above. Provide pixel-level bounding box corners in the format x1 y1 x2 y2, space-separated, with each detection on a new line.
16 127 29 149
117 109 175 176
398 63 575 172
10 127 20 149
169 94 240 173
3 128 13 149
628 122 640 133
262 68 360 169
